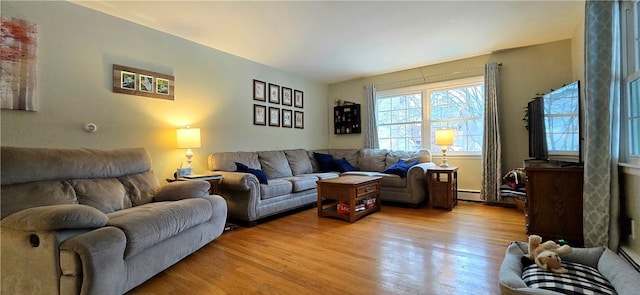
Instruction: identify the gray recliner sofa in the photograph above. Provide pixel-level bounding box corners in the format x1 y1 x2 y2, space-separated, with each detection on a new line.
0 146 228 295
208 148 435 225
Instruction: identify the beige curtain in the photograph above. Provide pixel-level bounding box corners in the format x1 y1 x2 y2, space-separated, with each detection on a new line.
364 83 379 149
481 63 501 202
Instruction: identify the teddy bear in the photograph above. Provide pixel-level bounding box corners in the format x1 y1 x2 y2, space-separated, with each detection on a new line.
526 234 572 273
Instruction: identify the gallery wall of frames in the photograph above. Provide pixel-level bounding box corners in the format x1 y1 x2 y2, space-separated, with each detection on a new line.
252 79 304 129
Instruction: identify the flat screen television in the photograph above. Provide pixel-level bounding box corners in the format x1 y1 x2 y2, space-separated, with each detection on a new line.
528 80 582 164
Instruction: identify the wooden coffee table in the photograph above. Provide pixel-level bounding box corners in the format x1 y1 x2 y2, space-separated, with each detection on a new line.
316 175 382 223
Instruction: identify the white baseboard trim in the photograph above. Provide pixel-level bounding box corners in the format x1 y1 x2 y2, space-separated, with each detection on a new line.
619 246 640 272
458 189 482 202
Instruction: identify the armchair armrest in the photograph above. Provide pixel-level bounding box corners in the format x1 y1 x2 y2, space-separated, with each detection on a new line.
0 204 108 231
154 180 210 201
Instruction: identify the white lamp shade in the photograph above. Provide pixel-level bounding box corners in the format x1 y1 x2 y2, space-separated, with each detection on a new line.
435 129 455 146
176 127 201 148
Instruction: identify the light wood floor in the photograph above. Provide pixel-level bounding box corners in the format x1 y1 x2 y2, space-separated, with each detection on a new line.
127 201 526 295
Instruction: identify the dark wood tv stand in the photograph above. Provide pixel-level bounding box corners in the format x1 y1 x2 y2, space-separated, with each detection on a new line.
524 165 584 246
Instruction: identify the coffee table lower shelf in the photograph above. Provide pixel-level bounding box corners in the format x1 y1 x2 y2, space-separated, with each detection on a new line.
319 201 379 222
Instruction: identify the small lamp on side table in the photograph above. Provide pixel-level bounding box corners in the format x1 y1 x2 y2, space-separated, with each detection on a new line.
176 126 201 175
435 128 454 167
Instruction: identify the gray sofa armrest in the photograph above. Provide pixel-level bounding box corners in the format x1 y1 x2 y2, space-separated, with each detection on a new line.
59 226 127 295
154 180 210 201
212 171 260 222
0 204 108 231
215 171 259 191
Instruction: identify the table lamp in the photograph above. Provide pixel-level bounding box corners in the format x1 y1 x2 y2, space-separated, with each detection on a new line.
176 126 201 171
435 128 454 167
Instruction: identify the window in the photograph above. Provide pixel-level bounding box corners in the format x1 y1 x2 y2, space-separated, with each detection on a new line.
376 76 485 154
623 0 640 164
376 93 422 150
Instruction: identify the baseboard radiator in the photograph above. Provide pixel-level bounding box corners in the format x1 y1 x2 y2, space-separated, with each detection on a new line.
457 189 482 202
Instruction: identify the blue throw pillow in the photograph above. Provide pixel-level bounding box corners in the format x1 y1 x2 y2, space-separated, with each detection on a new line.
313 152 334 172
383 159 419 178
235 162 268 184
332 158 358 172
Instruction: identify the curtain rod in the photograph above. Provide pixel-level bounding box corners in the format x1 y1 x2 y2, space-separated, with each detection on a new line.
374 63 502 88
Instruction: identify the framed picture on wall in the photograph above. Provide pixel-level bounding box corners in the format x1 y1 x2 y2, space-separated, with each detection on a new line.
254 104 266 125
294 111 304 129
253 79 266 101
139 74 154 93
121 71 136 90
269 107 280 127
269 83 280 104
156 78 170 95
294 90 303 108
282 109 292 128
282 87 292 106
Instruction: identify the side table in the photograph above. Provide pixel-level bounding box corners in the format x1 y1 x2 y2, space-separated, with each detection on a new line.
167 174 223 195
427 167 458 210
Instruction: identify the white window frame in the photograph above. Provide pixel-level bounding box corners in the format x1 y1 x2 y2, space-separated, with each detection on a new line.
622 0 640 165
376 76 485 156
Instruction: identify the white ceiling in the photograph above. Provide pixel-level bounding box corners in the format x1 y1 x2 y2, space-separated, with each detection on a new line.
70 0 585 84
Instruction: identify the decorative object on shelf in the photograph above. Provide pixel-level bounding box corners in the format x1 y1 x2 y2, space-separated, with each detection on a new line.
294 89 304 108
176 126 201 173
269 83 280 104
334 103 361 134
269 107 280 127
435 128 455 167
282 87 292 106
282 109 292 128
253 104 266 125
1 16 38 111
253 79 266 101
112 64 174 100
294 111 304 129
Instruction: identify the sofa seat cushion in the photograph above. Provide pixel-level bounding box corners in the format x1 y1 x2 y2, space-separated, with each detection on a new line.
260 179 293 200
303 172 340 180
342 171 407 188
285 176 318 192
522 261 617 295
107 199 213 258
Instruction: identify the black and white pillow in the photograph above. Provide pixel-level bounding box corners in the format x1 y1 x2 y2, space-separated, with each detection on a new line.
522 261 617 295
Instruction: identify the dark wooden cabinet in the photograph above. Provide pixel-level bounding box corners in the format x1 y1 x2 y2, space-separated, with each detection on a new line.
334 104 361 134
525 167 584 246
427 167 458 210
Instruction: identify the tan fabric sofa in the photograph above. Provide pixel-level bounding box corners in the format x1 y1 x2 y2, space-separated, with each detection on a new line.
208 148 435 225
0 147 227 295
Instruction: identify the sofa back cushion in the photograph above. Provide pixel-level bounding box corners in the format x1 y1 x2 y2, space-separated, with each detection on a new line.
357 149 388 172
284 149 313 175
208 151 260 171
258 151 293 179
329 149 360 168
1 181 78 219
118 170 160 206
70 179 132 213
0 146 152 185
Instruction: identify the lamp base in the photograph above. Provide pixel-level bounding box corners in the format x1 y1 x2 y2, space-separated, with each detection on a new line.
440 146 449 167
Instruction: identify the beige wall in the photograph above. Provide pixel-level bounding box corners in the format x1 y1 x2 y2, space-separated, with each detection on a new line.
328 40 574 191
0 1 329 182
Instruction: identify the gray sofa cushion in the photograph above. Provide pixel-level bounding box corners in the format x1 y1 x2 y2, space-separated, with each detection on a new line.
357 149 388 172
329 149 360 168
286 176 318 192
284 149 313 175
70 179 131 213
260 179 293 200
118 170 159 206
209 151 261 171
258 151 293 179
107 199 213 258
385 150 426 168
1 204 108 231
0 181 78 219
